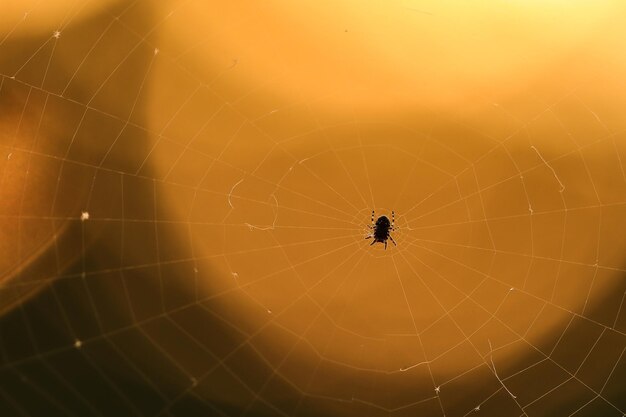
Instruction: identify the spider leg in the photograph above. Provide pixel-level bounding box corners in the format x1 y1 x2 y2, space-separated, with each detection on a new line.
365 235 372 240
370 239 376 246
384 240 387 250
371 210 375 226
389 235 397 246
391 211 395 228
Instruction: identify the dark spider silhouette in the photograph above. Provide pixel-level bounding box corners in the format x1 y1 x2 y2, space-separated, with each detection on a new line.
365 210 396 249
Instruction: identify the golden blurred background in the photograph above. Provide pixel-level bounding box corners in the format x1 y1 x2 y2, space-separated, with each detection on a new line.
1 0 625 416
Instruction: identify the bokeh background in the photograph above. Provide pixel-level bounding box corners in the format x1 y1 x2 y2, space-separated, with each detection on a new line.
1 1 625 416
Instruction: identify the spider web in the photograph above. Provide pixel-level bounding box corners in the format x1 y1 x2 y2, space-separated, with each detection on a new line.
1 1 625 416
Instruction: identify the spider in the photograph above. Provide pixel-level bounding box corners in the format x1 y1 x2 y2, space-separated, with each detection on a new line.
365 210 396 249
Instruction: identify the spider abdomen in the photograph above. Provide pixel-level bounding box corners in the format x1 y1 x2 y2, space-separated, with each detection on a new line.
374 216 391 237
366 213 396 249
373 226 390 240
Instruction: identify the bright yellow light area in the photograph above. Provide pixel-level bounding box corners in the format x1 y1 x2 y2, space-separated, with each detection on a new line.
159 0 622 111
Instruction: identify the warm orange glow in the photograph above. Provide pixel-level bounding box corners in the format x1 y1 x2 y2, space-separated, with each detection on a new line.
1 1 625 416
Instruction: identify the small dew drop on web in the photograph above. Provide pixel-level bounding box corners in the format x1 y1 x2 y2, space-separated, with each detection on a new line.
80 211 89 221
74 339 82 349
